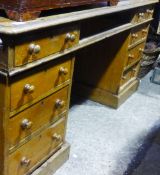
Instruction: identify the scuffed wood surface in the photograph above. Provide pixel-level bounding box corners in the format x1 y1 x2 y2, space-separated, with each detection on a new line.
0 0 157 35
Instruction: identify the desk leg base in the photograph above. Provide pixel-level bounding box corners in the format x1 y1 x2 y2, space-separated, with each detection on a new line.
31 142 70 175
74 80 139 109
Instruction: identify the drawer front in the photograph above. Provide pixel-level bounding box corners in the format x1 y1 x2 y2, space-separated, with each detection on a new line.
120 63 140 88
129 25 149 46
127 42 145 67
120 69 132 87
132 7 154 24
15 29 79 66
130 63 140 79
10 58 72 111
8 86 69 150
8 117 66 175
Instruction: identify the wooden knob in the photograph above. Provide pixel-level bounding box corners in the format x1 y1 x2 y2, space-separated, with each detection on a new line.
139 48 144 52
21 157 31 166
128 54 135 59
142 29 148 34
52 133 62 141
139 13 144 18
21 119 32 130
146 9 154 14
59 67 68 75
24 84 35 93
29 43 41 54
55 99 65 108
65 33 76 42
132 33 138 38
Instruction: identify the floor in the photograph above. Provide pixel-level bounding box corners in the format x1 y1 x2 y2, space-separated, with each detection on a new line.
55 71 160 175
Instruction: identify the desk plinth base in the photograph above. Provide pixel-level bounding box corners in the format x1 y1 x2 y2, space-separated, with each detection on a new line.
74 80 139 109
31 142 70 175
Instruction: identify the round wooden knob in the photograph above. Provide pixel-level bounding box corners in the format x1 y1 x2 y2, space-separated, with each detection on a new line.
139 48 144 52
29 43 41 54
55 99 65 108
128 54 135 59
59 67 68 75
24 84 35 93
139 13 144 18
142 29 148 34
132 33 138 38
65 33 76 42
21 157 31 166
21 119 32 130
52 133 62 141
146 9 154 15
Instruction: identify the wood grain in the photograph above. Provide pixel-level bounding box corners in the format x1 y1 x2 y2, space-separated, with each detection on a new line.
74 31 130 95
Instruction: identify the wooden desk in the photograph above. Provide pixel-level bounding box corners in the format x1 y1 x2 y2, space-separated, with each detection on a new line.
0 0 158 174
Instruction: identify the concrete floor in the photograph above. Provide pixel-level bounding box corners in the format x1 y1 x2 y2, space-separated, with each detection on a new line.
55 71 160 175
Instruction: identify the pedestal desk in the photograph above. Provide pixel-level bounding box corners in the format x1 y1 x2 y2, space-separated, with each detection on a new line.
0 0 158 174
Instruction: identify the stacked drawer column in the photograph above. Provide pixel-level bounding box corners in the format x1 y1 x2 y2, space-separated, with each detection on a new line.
73 4 154 108
120 5 154 93
0 24 80 175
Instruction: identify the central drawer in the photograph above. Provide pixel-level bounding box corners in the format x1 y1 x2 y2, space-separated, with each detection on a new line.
14 28 79 66
8 117 66 175
8 86 69 150
10 57 72 111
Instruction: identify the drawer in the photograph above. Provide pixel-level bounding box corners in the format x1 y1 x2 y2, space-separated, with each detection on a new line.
120 69 132 87
132 7 154 24
130 63 140 79
8 117 66 175
10 58 72 111
127 42 145 67
129 25 149 46
14 28 79 66
8 86 69 150
120 63 140 89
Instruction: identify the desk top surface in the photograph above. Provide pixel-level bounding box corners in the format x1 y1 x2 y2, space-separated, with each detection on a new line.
0 0 158 35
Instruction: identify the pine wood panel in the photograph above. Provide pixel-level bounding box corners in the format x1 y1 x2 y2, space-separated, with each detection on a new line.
74 80 139 109
74 31 130 95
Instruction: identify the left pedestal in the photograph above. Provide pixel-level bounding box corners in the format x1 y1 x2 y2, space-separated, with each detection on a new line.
0 18 80 175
